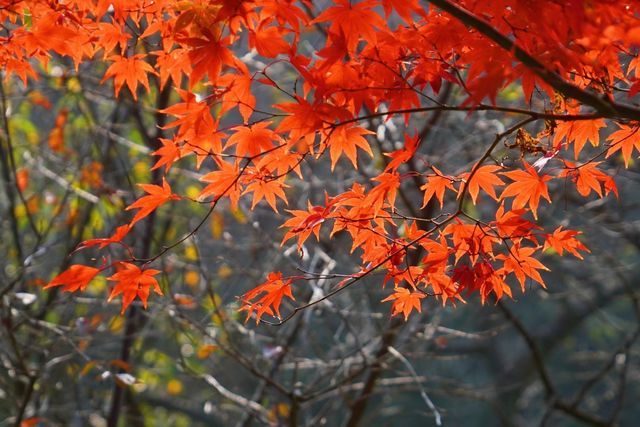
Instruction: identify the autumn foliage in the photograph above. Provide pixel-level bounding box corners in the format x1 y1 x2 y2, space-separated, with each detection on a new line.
6 0 640 323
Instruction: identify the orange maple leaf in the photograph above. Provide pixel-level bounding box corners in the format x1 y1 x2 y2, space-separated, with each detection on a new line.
606 123 640 168
363 172 401 217
421 167 456 208
543 226 590 259
199 160 241 207
275 98 349 152
218 62 255 123
553 119 605 158
384 133 418 172
381 287 426 320
126 178 181 226
498 244 549 291
560 161 617 198
152 138 184 172
249 18 291 58
95 22 131 57
240 272 294 323
493 204 540 243
107 263 163 313
325 125 374 170
77 224 131 250
244 175 289 212
226 122 281 158
501 162 552 219
459 164 504 204
180 31 233 86
282 203 331 248
45 265 101 292
311 0 385 54
102 54 156 100
151 48 191 89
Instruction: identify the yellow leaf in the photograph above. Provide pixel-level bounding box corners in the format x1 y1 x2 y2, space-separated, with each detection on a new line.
184 270 200 287
196 344 218 359
210 211 224 239
166 379 183 395
217 264 233 279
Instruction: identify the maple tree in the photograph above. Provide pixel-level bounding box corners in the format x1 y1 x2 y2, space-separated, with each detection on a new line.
3 0 640 426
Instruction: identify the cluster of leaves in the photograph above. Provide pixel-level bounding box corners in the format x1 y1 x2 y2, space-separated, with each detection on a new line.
4 0 640 321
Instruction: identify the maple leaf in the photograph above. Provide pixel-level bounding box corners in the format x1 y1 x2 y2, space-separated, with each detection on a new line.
249 18 291 58
226 122 281 158
381 287 426 320
180 31 234 86
282 203 332 248
152 48 191 90
325 125 374 170
199 160 241 207
606 123 640 167
420 236 451 272
543 226 590 259
255 147 304 179
152 138 184 172
126 178 181 226
102 54 156 100
45 265 101 293
107 263 163 313
363 172 401 217
258 0 310 32
459 164 504 204
381 0 423 23
553 119 605 158
22 13 80 59
275 98 349 152
498 244 549 291
421 167 456 208
501 162 552 219
384 133 418 172
311 0 385 54
95 22 131 56
493 204 539 243
77 224 131 250
218 62 255 123
244 176 289 212
444 222 498 263
560 161 617 198
240 272 294 323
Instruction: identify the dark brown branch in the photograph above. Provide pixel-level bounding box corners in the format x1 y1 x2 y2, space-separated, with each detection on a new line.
425 0 640 121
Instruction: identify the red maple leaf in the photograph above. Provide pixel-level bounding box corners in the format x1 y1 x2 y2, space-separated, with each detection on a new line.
240 272 295 323
501 162 552 219
325 125 374 170
459 164 504 204
553 119 605 158
77 224 131 250
45 265 101 293
102 54 156 100
381 287 426 320
421 167 456 208
107 263 163 313
606 123 640 167
126 178 181 226
543 226 590 259
226 122 281 158
498 244 549 291
199 160 242 207
311 0 385 54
